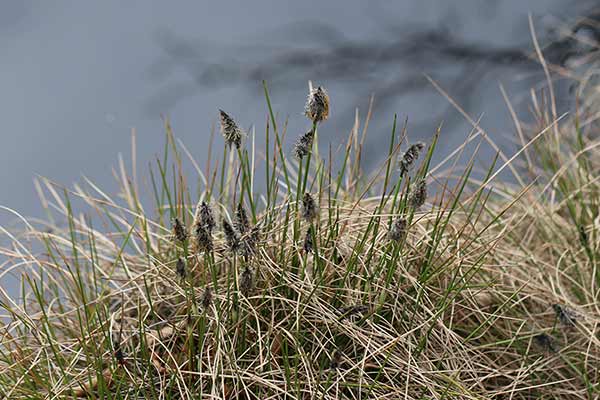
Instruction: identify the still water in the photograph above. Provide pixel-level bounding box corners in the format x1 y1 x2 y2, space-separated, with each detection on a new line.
0 1 594 231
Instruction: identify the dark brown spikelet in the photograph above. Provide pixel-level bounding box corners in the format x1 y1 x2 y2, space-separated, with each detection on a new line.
193 223 213 253
239 266 254 296
534 333 558 353
553 304 577 327
222 218 240 253
409 179 427 209
176 257 186 279
241 224 261 259
301 193 318 222
303 227 314 253
219 109 243 149
172 217 187 243
399 142 425 174
201 287 213 309
235 203 250 234
304 86 330 123
293 129 314 159
196 201 215 234
330 349 341 370
388 217 407 241
114 346 125 366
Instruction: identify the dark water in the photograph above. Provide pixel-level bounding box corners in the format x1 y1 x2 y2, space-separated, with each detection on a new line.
0 1 596 296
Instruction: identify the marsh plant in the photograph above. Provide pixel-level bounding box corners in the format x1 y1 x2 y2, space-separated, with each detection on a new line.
1 76 600 400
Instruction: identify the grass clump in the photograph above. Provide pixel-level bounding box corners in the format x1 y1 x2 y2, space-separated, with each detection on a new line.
1 77 600 399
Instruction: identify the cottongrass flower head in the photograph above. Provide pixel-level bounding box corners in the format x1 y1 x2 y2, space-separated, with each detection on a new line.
534 333 558 353
194 200 215 234
193 223 213 253
176 257 186 279
304 86 330 123
303 226 314 253
553 303 577 327
301 193 318 222
409 179 427 209
222 218 240 253
241 224 261 259
293 129 315 159
388 217 407 242
239 266 254 296
172 217 187 243
219 109 244 149
201 286 212 309
192 201 214 252
399 142 425 174
235 203 250 234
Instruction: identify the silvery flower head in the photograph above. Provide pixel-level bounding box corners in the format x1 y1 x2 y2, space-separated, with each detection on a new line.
293 129 315 159
219 109 244 149
399 142 425 174
304 86 330 123
388 217 407 242
301 193 318 222
409 179 427 209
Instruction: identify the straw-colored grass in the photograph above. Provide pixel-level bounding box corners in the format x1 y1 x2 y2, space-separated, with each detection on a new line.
1 71 600 399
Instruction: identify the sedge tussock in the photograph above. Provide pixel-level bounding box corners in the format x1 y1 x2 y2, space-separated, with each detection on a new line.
2 73 600 399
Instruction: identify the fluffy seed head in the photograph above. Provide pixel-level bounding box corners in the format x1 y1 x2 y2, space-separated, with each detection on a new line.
222 218 240 253
409 179 427 209
399 142 425 174
219 109 243 149
172 217 187 243
194 200 215 234
388 217 407 241
193 224 213 253
304 86 330 123
301 193 318 222
235 203 250 234
553 304 577 327
201 287 212 309
176 257 186 279
239 267 254 296
293 129 315 159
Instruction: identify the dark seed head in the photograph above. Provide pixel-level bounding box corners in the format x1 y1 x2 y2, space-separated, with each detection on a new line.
303 227 314 253
553 303 577 327
201 287 213 309
301 193 318 222
409 179 427 209
304 86 330 123
222 218 240 253
388 217 407 242
241 224 261 259
235 203 250 234
219 109 243 149
534 333 558 353
399 142 425 174
239 267 254 296
293 129 315 159
176 257 186 279
330 349 341 369
114 342 125 365
195 200 215 234
193 223 213 253
172 217 187 243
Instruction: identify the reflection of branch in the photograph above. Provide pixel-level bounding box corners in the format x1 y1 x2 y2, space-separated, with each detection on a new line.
145 14 600 121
